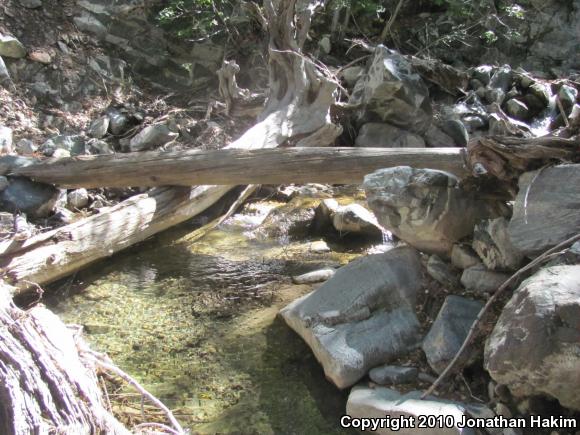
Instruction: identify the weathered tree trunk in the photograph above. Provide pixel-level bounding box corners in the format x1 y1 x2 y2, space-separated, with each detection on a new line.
0 284 129 435
12 147 468 188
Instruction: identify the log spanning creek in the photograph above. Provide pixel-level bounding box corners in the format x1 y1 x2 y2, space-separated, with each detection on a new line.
46 195 391 434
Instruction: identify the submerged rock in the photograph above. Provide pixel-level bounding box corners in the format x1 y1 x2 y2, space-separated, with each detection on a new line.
0 177 59 217
422 295 484 374
508 165 580 257
279 247 423 389
355 123 425 148
364 167 508 255
485 265 580 411
346 386 474 435
349 46 432 134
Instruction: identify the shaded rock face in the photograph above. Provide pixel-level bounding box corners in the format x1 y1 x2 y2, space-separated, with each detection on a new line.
350 46 432 134
485 265 580 411
508 165 580 257
0 178 59 218
364 167 508 255
279 247 423 389
460 265 509 294
422 295 484 374
473 218 523 271
346 386 474 435
355 123 425 148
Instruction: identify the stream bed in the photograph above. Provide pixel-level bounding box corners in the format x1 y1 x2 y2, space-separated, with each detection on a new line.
46 196 385 434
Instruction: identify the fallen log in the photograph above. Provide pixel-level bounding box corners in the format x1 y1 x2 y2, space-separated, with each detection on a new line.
11 147 468 188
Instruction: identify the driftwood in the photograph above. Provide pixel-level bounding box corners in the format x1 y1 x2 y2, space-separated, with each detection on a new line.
466 135 579 182
12 147 469 188
0 284 129 435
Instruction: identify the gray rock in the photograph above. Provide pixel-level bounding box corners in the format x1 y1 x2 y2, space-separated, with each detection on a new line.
41 135 86 156
346 386 474 435
341 66 364 88
460 264 509 294
505 99 530 120
440 119 468 147
485 88 506 105
19 0 42 8
0 34 26 59
73 12 108 39
0 177 59 217
451 244 480 270
527 82 551 107
349 46 432 134
369 365 418 385
489 65 513 93
256 198 317 241
473 218 523 271
422 295 484 374
0 126 13 154
461 115 486 132
0 176 8 191
52 149 71 158
67 188 90 210
0 155 38 175
427 255 460 289
332 203 384 239
318 36 331 55
558 85 578 113
364 167 508 255
485 265 580 411
355 123 425 148
108 110 131 135
292 269 335 285
15 139 37 155
423 124 455 147
508 165 580 257
88 115 110 138
128 124 178 152
279 247 423 389
87 139 114 155
472 65 493 86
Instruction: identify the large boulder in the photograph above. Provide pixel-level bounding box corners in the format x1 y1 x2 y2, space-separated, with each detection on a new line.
349 46 432 134
346 386 474 435
355 123 425 148
508 165 580 257
422 295 484 374
279 247 423 389
485 265 580 411
364 167 508 255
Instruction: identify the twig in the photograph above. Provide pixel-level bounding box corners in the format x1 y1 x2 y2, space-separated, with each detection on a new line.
380 0 406 43
421 232 580 399
83 350 185 434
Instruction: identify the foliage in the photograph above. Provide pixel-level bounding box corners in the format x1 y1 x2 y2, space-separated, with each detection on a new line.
155 0 230 39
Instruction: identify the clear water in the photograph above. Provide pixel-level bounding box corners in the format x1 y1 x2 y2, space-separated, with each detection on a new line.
46 197 386 434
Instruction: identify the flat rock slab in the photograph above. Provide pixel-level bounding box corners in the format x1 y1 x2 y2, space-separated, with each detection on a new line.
485 265 580 411
508 165 580 257
422 295 484 374
280 247 423 389
346 386 475 435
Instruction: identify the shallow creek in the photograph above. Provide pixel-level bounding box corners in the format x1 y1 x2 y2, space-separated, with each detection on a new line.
47 196 388 434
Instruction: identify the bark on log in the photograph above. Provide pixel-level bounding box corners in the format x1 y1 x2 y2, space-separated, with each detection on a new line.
11 147 469 188
0 284 129 435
